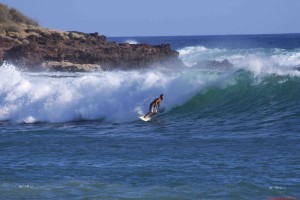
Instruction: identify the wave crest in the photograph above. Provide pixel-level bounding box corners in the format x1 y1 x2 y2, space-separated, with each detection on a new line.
1 44 299 124
1 62 233 123
178 45 300 76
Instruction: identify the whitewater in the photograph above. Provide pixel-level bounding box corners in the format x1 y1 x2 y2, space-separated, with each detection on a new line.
1 34 299 199
1 62 227 123
0 43 299 124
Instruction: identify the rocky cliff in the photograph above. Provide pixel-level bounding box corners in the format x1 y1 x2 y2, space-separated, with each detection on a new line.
0 26 181 71
0 4 181 72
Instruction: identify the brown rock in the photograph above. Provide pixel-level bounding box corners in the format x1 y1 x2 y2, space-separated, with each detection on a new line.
1 26 181 71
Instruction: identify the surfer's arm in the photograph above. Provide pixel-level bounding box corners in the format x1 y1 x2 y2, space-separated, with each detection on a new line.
157 99 162 108
155 100 161 108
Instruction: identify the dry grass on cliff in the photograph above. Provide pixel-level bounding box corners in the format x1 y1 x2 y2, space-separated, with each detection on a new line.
0 3 38 33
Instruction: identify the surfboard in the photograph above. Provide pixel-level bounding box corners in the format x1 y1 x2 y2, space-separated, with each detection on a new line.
139 116 151 122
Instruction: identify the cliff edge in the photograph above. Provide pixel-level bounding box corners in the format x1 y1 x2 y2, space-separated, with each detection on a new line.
0 4 181 71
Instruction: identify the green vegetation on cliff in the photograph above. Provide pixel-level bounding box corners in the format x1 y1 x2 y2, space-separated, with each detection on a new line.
0 3 38 33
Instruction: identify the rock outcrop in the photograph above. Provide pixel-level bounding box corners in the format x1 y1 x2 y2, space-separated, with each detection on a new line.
0 25 181 71
197 59 234 70
293 65 300 72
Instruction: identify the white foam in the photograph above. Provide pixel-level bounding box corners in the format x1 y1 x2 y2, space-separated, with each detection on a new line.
178 46 300 77
3 45 298 124
124 39 138 44
269 186 286 190
178 46 222 67
0 62 235 123
18 184 35 189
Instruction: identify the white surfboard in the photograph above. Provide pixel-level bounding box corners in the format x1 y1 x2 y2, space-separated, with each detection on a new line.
139 116 151 122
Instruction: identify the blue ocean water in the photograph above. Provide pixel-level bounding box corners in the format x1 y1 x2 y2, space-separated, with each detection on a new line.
1 34 300 199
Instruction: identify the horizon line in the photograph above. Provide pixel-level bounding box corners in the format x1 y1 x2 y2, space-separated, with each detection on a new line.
107 32 300 38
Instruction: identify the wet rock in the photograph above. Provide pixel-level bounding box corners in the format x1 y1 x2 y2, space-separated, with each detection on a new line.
293 65 300 72
198 59 234 70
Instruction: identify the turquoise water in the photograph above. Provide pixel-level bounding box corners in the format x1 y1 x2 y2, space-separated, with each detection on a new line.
1 34 300 199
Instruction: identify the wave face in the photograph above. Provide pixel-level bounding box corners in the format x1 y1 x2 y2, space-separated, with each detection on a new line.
1 42 300 124
177 46 300 118
0 62 216 123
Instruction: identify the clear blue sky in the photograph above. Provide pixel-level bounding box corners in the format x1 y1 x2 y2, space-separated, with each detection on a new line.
1 0 300 36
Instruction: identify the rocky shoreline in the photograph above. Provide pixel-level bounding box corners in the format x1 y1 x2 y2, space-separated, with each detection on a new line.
0 25 181 72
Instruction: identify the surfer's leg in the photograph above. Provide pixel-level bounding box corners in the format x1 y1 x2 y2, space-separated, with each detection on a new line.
144 111 152 118
144 112 150 118
147 108 157 118
150 112 156 117
144 105 154 118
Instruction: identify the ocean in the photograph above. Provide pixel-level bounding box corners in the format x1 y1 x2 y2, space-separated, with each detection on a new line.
1 34 299 199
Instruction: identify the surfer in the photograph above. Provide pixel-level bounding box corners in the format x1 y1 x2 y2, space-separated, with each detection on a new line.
144 94 164 118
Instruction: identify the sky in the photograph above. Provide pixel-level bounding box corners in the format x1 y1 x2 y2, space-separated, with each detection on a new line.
1 0 300 37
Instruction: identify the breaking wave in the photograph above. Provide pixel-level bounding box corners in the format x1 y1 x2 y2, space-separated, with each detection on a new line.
0 45 299 124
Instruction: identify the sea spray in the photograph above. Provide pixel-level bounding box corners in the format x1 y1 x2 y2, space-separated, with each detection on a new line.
124 39 138 44
178 45 300 77
0 62 236 123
